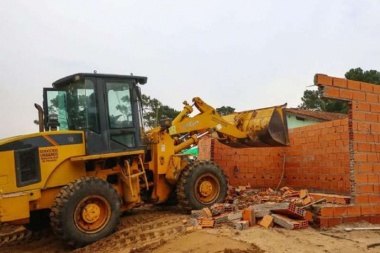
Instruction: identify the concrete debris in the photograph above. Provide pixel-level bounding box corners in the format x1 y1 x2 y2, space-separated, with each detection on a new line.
191 210 204 219
214 214 229 224
234 220 249 230
269 202 306 219
186 186 350 231
228 211 243 221
272 214 308 230
187 218 199 227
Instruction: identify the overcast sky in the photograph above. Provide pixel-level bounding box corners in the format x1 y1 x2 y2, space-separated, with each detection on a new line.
0 1 379 138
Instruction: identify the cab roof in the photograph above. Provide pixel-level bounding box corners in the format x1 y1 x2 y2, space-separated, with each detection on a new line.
52 73 148 88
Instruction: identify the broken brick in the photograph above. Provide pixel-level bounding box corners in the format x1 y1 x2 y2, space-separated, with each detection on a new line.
308 193 350 204
299 189 308 199
270 202 306 219
302 196 312 206
201 207 213 218
259 215 274 228
197 217 215 228
242 207 256 226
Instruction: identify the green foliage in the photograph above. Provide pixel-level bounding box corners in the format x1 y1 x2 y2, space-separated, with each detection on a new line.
216 106 235 116
298 68 380 113
298 87 347 113
345 67 380 84
142 94 180 128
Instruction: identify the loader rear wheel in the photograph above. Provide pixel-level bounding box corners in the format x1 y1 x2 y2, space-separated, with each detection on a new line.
176 161 227 210
50 177 120 247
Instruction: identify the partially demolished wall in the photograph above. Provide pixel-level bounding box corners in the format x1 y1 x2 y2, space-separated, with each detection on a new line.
198 74 380 227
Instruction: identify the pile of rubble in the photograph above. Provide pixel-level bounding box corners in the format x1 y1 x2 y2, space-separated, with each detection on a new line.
185 186 349 231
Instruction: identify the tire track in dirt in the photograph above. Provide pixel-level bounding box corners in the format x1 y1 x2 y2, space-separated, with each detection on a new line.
0 206 189 253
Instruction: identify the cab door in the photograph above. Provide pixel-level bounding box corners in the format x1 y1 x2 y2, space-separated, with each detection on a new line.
102 78 142 153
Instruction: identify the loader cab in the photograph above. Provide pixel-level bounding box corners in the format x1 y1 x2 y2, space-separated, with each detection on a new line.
43 73 147 155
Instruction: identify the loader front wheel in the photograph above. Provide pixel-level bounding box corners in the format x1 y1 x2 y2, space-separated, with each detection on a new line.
176 161 227 210
50 177 120 247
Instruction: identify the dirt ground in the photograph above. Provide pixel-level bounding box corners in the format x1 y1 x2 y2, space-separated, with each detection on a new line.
1 206 380 253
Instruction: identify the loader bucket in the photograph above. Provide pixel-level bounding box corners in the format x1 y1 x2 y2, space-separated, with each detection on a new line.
221 105 289 148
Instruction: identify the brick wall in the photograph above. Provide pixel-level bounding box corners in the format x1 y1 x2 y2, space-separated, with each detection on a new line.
198 117 350 193
315 74 380 226
198 74 380 227
198 138 285 189
286 118 350 194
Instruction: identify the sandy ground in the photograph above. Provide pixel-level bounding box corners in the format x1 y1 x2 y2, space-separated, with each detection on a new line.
152 224 380 253
1 206 380 253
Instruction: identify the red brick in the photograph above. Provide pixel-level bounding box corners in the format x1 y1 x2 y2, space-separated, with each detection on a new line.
339 89 353 100
361 82 374 92
368 133 378 142
373 124 380 133
369 195 380 204
359 163 373 173
354 153 367 162
357 122 371 132
333 206 348 217
319 217 329 228
343 216 359 223
357 143 372 152
320 207 334 217
358 216 372 223
366 93 379 103
305 211 313 222
374 85 380 94
259 215 274 228
357 102 371 111
370 215 380 223
360 184 374 193
365 112 378 122
367 153 379 162
355 195 369 204
242 207 256 226
328 217 342 227
348 80 361 90
324 87 340 98
333 78 348 88
374 205 380 214
361 205 374 215
352 91 366 101
347 206 361 216
371 103 380 113
314 74 333 86
229 178 239 186
368 174 379 183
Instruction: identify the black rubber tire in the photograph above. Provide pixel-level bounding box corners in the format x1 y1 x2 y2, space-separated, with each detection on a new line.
24 209 51 231
50 177 121 247
176 161 227 210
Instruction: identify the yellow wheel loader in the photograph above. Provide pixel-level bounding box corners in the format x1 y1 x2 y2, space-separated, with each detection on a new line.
0 73 289 247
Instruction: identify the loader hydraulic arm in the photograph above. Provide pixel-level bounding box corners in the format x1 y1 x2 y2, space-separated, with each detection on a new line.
169 97 289 151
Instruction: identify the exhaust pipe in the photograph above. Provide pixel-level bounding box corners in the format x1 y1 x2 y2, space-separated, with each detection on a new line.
34 103 44 132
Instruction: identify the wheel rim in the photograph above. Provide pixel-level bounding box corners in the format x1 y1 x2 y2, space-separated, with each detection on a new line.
194 173 220 204
74 195 111 234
